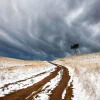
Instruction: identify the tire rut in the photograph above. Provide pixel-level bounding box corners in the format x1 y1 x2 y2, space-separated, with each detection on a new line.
64 82 73 100
49 66 70 100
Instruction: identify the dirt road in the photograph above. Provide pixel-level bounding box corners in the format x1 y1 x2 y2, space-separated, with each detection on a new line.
0 63 73 100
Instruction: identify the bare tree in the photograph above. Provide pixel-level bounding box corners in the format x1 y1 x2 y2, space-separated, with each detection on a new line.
71 44 79 55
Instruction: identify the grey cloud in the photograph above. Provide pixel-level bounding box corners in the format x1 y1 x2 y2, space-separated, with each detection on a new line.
0 0 100 60
83 0 100 24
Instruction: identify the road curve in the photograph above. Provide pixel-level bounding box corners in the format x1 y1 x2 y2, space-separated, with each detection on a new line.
0 63 73 100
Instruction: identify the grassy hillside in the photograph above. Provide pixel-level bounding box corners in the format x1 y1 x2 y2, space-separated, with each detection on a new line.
53 52 100 100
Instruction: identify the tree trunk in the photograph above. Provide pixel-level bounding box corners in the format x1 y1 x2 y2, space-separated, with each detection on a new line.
74 49 76 55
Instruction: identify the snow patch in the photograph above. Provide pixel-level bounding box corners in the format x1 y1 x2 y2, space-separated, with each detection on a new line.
62 89 66 99
33 69 63 100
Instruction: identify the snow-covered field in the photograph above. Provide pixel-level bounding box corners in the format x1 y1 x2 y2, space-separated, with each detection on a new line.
53 52 100 100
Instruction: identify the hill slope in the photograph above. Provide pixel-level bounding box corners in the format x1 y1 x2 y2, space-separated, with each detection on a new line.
0 53 100 100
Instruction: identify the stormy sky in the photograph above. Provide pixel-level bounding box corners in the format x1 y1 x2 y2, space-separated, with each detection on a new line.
0 0 100 60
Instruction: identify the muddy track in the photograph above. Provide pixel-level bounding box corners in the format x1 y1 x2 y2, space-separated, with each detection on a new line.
64 82 73 100
49 66 70 100
0 63 73 100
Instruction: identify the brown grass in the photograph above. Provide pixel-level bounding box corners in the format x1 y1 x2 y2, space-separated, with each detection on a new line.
53 52 100 75
0 56 47 69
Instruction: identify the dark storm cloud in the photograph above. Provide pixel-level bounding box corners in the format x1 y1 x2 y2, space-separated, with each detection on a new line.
0 0 100 60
